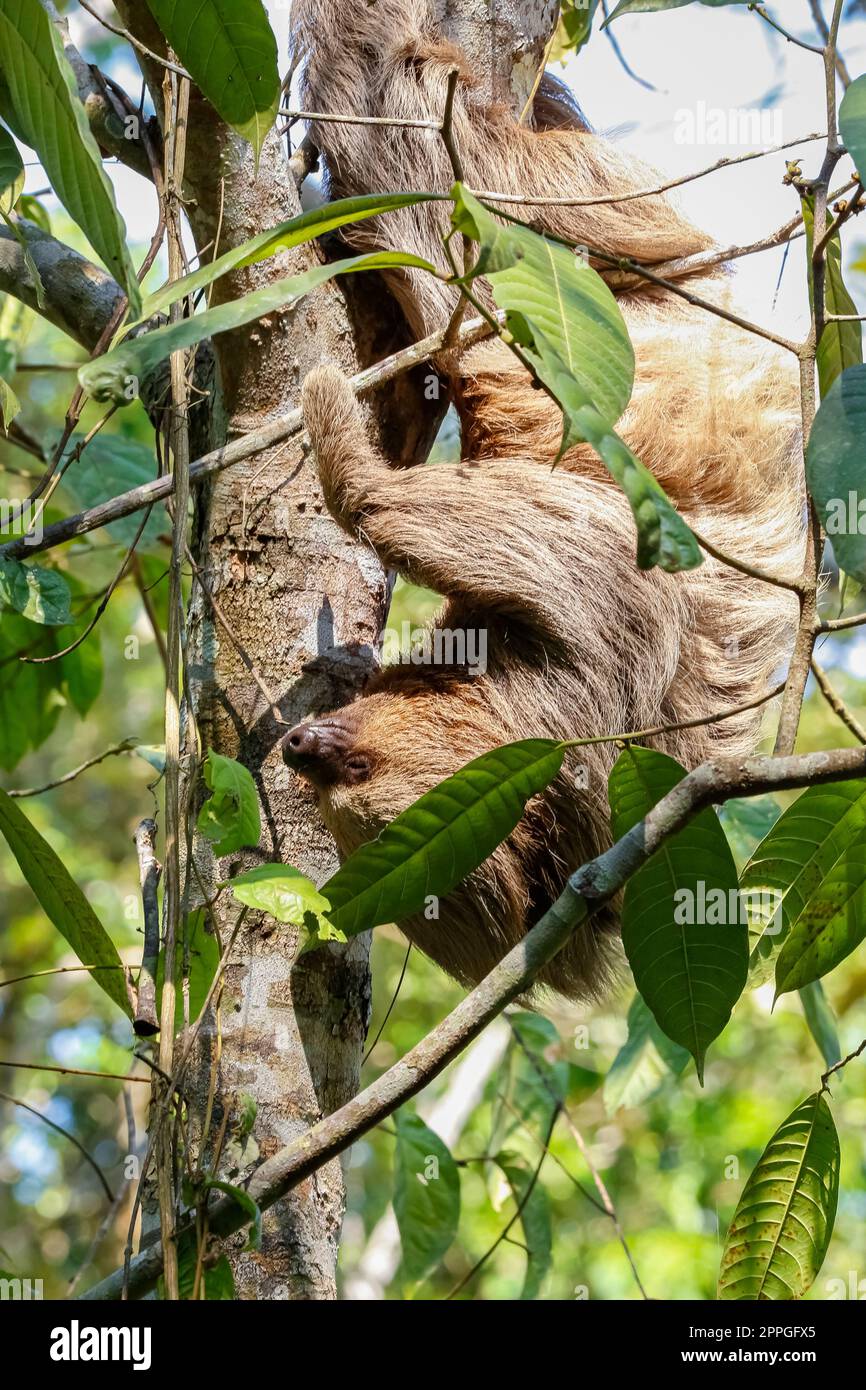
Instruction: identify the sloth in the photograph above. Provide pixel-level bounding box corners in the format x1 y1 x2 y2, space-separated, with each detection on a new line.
283 0 804 999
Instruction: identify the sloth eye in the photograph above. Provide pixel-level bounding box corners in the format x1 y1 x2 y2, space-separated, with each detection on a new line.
344 754 372 785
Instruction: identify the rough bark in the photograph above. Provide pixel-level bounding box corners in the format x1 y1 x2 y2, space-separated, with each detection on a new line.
113 0 558 1301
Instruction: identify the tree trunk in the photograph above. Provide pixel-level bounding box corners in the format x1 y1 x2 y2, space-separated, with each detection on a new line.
116 0 557 1301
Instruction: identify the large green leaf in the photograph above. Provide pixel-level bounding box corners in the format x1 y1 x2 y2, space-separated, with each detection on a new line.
807 364 866 584
802 195 862 397
740 779 866 988
81 251 433 405
608 746 746 1082
321 739 565 939
393 1110 460 1285
196 750 261 858
451 186 700 573
558 0 601 53
499 1159 553 1300
136 193 442 326
0 558 71 625
839 75 866 210
0 0 140 313
60 435 165 550
452 185 634 429
718 1092 839 1300
145 0 279 159
603 991 690 1114
0 612 61 769
0 789 131 1017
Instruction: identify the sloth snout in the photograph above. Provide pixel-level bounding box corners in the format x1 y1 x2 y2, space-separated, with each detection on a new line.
282 720 352 783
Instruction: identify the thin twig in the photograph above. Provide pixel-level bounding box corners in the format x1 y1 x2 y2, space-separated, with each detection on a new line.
811 658 866 742
6 740 137 797
77 0 191 78
0 1089 114 1201
0 1061 150 1083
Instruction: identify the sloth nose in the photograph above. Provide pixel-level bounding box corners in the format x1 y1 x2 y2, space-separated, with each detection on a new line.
284 723 322 760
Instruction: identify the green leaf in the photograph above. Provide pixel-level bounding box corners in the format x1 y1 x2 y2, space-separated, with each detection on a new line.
394 1110 460 1285
801 195 861 397
156 908 219 1030
452 185 634 429
136 193 442 326
799 981 841 1070
774 830 866 997
145 0 279 160
16 192 49 233
507 1013 569 1122
451 186 700 572
0 373 18 430
608 746 746 1082
0 789 131 1017
739 779 866 989
840 75 866 209
0 612 63 769
196 750 261 858
0 121 23 214
606 0 746 19
807 364 866 585
718 1092 840 1300
60 435 165 550
603 991 690 1114
0 0 140 313
559 0 601 53
201 1178 262 1253
500 1159 553 1300
0 558 71 625
63 632 103 716
173 1243 235 1301
322 739 565 939
229 863 343 941
718 795 781 871
80 250 434 406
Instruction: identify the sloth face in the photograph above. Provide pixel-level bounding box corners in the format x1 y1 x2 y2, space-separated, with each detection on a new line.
282 676 502 857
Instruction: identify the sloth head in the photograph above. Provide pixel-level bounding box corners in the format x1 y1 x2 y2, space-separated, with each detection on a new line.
282 668 500 855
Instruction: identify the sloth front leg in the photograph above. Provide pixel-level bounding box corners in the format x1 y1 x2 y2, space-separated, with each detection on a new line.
301 364 575 635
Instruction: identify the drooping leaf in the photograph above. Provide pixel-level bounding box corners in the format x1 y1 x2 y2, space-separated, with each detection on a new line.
0 612 63 769
739 779 866 989
0 558 71 625
0 374 18 429
62 631 103 716
321 739 565 939
145 0 280 160
136 193 442 326
393 1110 461 1285
196 750 261 858
200 1178 262 1252
451 186 700 572
608 746 746 1082
839 75 866 211
604 991 690 1114
801 195 861 397
80 251 434 406
0 0 140 313
0 789 131 1017
499 1159 553 1300
452 185 634 429
806 364 866 585
799 981 841 1069
507 1012 569 1123
718 1092 840 1300
174 1242 235 1301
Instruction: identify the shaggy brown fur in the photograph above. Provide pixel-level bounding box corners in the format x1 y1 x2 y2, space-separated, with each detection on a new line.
284 0 804 1000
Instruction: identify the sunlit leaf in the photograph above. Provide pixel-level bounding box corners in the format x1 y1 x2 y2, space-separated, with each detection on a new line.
394 1110 460 1285
196 749 261 858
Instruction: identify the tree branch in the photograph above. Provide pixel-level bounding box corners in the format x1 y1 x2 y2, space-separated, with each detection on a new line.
0 221 125 352
80 742 866 1301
